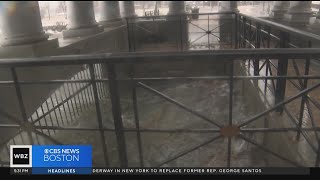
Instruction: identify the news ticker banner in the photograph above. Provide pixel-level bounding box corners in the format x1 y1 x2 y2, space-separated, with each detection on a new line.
9 145 311 175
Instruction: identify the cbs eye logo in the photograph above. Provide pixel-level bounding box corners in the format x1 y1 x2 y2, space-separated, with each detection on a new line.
10 145 32 167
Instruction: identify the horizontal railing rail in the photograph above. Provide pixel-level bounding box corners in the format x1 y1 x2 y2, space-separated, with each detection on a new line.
238 13 320 42
0 49 319 67
1 49 320 167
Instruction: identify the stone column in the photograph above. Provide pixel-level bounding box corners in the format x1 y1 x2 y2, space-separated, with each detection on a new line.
285 1 312 26
99 1 124 27
0 1 48 46
218 1 238 46
120 1 137 18
166 1 188 51
218 1 239 12
270 1 290 20
62 1 103 39
167 1 185 15
308 9 320 37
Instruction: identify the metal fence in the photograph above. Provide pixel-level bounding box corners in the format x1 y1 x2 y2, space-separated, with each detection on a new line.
125 12 236 52
1 12 320 168
0 49 320 167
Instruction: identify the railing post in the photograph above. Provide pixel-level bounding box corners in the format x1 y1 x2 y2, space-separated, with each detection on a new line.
242 17 247 48
180 15 183 51
234 13 238 49
126 17 132 52
88 64 110 166
296 41 311 140
106 63 128 167
275 31 289 113
254 23 261 75
11 67 34 144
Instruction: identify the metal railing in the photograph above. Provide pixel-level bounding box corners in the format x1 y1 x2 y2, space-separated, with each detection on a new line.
1 12 320 168
0 49 320 167
125 12 236 52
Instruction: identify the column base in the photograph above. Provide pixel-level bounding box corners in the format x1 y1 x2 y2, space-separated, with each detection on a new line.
271 10 287 20
284 12 312 26
62 25 104 39
99 18 126 28
0 38 58 58
218 14 235 45
1 32 49 47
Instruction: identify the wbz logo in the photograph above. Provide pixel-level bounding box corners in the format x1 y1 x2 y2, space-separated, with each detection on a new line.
10 145 32 167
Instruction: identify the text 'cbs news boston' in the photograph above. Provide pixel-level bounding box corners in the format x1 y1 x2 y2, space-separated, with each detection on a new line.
9 145 310 175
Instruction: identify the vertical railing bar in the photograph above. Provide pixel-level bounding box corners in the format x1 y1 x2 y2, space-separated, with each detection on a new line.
93 65 100 99
254 23 261 75
40 105 51 136
267 61 276 92
11 67 34 144
316 138 320 167
180 15 183 51
249 19 252 48
132 18 137 52
83 69 95 105
88 64 110 167
229 61 234 126
106 63 128 167
29 116 41 144
131 74 144 167
98 64 104 99
44 100 56 134
60 84 75 124
96 65 104 100
207 14 210 50
227 137 231 167
49 95 61 128
234 13 238 49
102 65 108 98
296 59 310 140
80 70 92 107
71 76 84 115
35 111 44 134
66 82 79 119
74 73 87 111
80 71 90 109
53 91 66 127
305 100 320 143
51 92 62 127
275 31 289 113
126 17 132 52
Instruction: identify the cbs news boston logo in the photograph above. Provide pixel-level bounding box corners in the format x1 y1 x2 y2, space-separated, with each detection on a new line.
10 145 92 175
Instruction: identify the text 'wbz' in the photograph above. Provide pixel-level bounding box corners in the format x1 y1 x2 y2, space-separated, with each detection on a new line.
92 168 262 174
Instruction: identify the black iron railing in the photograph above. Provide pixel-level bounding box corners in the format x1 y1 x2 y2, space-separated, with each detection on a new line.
0 49 320 167
125 12 236 52
1 12 320 168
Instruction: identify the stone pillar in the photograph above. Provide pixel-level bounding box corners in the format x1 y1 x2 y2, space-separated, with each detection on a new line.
285 1 312 26
270 1 289 19
219 1 239 12
62 1 103 39
218 1 238 47
120 1 137 18
168 1 185 15
99 1 124 27
0 1 48 46
309 9 320 34
166 1 188 51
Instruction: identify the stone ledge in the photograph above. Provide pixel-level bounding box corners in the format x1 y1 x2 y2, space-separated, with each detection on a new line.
99 18 126 28
62 25 104 39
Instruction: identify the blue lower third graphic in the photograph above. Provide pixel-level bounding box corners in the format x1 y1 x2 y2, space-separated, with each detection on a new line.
32 145 92 174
